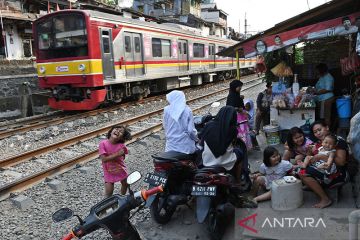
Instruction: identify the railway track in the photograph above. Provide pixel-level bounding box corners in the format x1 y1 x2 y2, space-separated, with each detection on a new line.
0 74 260 140
0 77 263 200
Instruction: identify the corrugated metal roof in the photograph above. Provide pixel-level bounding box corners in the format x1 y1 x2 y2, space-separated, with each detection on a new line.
0 11 37 21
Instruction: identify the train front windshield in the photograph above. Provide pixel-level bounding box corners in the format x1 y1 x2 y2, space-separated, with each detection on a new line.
36 13 88 60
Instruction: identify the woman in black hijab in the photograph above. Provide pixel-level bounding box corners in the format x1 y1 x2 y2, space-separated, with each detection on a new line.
226 80 244 109
201 106 244 184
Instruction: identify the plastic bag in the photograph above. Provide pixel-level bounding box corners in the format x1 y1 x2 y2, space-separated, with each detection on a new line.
300 119 312 138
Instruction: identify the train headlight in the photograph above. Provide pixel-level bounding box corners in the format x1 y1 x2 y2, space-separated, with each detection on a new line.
39 66 46 74
78 64 86 72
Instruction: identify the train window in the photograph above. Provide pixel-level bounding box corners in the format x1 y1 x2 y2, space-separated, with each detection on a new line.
161 39 171 58
102 36 110 53
134 37 141 53
125 36 131 52
183 42 187 54
36 13 88 59
178 42 182 54
152 38 161 57
152 38 171 58
193 43 204 58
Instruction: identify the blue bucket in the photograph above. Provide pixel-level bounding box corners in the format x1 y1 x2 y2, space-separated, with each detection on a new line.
336 98 351 118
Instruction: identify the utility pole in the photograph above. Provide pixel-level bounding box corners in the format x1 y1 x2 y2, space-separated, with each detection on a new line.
238 19 240 35
244 12 249 39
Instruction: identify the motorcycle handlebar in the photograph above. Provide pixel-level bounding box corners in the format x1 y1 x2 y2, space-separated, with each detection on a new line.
62 232 75 240
141 185 163 200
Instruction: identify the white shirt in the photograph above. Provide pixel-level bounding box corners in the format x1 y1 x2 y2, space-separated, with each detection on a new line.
259 160 292 189
202 142 237 170
163 106 197 154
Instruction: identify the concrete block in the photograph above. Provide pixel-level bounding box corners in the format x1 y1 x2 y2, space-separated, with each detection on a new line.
3 170 22 178
34 158 47 164
48 179 65 191
81 142 97 149
11 195 35 210
271 178 303 210
60 150 75 158
78 167 94 174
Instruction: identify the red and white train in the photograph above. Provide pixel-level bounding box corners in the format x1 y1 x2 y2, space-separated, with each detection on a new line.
33 10 256 110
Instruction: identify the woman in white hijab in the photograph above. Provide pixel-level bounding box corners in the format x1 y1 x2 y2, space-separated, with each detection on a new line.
163 90 198 154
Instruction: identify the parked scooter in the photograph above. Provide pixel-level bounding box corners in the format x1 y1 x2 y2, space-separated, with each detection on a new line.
192 166 235 240
145 102 221 224
192 137 252 240
146 151 197 224
52 171 163 240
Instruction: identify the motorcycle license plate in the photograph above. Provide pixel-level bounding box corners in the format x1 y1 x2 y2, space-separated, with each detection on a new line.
191 185 217 196
144 172 167 186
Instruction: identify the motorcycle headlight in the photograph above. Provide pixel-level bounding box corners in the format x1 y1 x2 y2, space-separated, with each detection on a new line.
78 64 86 72
39 66 46 74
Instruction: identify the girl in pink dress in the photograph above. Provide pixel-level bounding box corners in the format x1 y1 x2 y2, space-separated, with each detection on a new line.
99 125 132 197
237 109 252 149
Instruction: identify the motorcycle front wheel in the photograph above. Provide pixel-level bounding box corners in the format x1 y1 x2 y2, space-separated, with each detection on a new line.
150 195 176 224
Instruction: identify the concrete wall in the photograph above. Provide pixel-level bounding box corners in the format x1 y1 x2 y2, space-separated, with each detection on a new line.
0 61 49 115
4 25 24 60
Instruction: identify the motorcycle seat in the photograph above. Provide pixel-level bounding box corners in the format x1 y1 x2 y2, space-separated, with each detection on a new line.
152 151 194 162
196 166 226 174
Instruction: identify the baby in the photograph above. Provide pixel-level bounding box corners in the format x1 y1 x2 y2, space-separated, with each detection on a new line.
302 134 337 175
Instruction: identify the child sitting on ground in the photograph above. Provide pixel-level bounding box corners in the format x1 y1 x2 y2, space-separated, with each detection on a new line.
300 134 337 183
251 146 293 202
283 127 313 164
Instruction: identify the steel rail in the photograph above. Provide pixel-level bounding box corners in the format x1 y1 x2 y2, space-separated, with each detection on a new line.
0 78 262 169
0 79 263 200
0 75 260 139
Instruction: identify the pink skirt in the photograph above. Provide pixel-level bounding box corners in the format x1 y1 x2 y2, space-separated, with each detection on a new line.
103 168 128 183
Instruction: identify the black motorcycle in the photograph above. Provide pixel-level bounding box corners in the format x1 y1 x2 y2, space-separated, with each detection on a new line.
192 139 252 240
52 171 163 240
145 151 197 224
145 102 222 224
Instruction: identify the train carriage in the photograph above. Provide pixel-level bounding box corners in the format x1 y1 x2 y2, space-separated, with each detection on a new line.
33 10 256 110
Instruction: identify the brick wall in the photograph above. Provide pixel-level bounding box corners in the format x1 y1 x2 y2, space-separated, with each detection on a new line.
298 37 353 96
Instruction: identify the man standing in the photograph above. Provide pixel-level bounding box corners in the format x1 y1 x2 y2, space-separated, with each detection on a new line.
255 82 273 134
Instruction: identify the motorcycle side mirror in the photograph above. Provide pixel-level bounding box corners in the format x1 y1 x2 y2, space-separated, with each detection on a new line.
52 208 74 223
208 102 221 114
127 171 142 185
210 102 221 108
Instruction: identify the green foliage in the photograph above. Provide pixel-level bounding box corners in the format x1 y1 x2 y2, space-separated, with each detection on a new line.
264 49 289 83
295 47 304 65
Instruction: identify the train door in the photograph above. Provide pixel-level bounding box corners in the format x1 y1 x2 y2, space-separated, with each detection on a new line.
209 44 215 69
178 39 189 71
124 32 144 77
100 29 115 80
